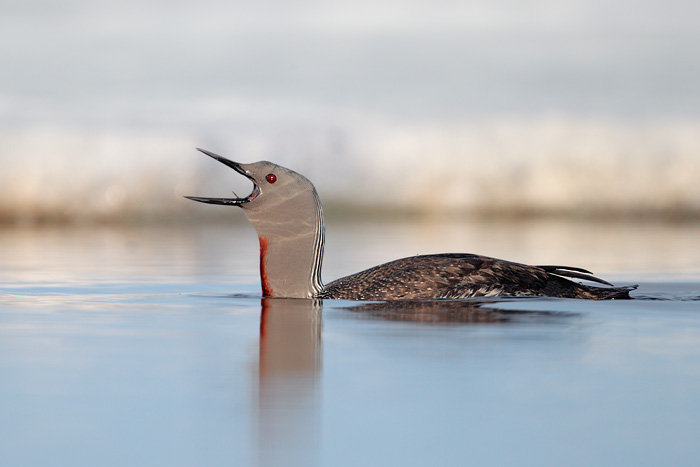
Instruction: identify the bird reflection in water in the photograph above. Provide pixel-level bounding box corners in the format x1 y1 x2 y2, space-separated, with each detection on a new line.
254 297 576 466
340 299 577 324
256 298 322 467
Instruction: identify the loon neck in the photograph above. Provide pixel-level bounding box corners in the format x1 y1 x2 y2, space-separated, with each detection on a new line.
244 194 325 299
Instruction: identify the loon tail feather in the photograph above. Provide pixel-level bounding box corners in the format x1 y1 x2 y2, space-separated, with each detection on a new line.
538 265 614 286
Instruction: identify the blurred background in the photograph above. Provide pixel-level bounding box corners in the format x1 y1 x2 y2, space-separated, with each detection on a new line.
1 0 699 224
2 5 700 465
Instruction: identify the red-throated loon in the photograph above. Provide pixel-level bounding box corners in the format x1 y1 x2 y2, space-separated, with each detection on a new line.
186 148 636 300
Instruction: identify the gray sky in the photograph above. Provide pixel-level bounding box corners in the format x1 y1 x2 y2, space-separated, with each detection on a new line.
2 0 699 118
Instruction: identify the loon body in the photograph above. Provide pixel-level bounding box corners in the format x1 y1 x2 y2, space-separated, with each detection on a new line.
187 149 635 300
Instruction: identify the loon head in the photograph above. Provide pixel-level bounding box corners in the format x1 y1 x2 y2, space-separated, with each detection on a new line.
185 148 316 210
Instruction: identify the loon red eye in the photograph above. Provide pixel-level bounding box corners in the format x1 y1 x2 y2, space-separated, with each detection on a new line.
265 173 277 184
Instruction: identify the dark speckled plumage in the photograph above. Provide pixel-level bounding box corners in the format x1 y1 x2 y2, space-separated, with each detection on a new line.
319 253 636 300
187 149 637 300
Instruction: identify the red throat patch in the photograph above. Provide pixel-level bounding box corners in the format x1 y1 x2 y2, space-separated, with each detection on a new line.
258 236 273 297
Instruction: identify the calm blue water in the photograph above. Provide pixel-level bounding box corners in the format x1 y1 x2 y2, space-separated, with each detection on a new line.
1 222 699 466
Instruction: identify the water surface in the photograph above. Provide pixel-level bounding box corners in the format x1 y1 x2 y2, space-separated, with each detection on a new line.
1 221 699 466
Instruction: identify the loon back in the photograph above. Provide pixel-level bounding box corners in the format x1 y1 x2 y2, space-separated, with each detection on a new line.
186 149 636 300
319 253 636 300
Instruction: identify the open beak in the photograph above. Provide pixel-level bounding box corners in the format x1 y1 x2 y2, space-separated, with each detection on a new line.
185 148 260 206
